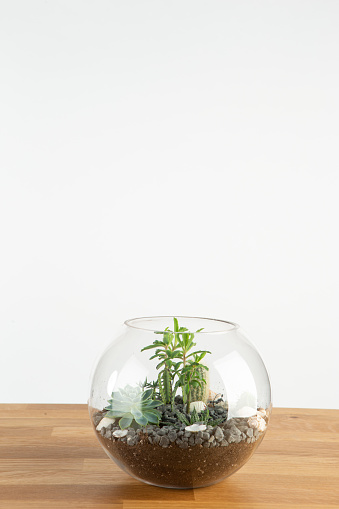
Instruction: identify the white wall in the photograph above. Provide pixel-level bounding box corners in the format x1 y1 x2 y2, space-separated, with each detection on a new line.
1 0 338 408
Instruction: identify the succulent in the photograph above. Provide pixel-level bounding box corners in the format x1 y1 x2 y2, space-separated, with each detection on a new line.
189 365 210 404
141 377 160 400
104 385 162 429
176 405 224 428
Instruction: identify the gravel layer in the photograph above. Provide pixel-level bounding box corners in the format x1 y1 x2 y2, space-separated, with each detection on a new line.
92 403 269 488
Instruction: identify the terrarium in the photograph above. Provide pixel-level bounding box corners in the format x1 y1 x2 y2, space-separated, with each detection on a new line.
88 316 272 489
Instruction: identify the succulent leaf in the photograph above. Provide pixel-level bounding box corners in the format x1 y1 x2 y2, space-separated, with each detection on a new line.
119 415 133 429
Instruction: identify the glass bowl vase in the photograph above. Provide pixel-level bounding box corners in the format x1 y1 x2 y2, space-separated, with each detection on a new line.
88 316 272 489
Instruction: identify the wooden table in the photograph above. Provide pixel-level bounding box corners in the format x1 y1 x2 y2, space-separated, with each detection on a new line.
0 405 338 508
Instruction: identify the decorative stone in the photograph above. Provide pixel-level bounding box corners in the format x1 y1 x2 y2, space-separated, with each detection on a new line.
159 435 170 447
104 430 112 439
185 424 207 433
248 415 266 432
112 429 128 438
214 427 224 441
168 431 177 442
179 441 189 449
229 425 241 436
96 417 115 431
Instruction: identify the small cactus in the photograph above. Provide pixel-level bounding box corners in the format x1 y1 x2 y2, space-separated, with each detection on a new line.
158 368 172 405
190 365 209 403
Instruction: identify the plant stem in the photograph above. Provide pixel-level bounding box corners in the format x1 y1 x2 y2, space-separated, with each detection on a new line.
186 383 191 414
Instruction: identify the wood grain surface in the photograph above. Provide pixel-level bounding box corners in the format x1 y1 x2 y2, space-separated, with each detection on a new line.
0 405 338 508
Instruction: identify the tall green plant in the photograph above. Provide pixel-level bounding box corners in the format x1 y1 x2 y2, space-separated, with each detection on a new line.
141 318 211 412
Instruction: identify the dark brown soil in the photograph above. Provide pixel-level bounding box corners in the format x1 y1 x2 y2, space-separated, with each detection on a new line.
97 432 263 489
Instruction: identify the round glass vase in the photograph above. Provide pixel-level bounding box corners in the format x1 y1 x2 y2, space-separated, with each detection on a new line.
88 316 272 489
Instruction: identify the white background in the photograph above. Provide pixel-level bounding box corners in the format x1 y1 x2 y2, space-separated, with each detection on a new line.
1 0 338 408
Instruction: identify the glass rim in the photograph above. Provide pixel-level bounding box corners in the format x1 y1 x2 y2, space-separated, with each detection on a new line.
124 316 239 334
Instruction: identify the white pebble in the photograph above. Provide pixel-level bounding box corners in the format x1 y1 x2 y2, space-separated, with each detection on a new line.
96 417 115 431
185 424 207 433
112 429 128 438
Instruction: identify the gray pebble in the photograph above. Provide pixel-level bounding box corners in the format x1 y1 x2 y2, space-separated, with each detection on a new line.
202 432 210 441
247 428 253 437
203 441 210 448
93 414 103 426
230 425 242 436
157 429 167 436
179 441 188 449
195 438 203 445
224 429 237 441
221 439 229 447
159 435 170 447
127 437 136 446
168 431 177 442
208 435 215 443
225 434 236 444
214 427 224 441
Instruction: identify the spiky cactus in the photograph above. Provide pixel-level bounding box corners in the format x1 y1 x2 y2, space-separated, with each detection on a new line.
158 368 172 405
190 365 209 403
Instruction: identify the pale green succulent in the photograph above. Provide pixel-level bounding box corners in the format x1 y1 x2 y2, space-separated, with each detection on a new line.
104 385 162 429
